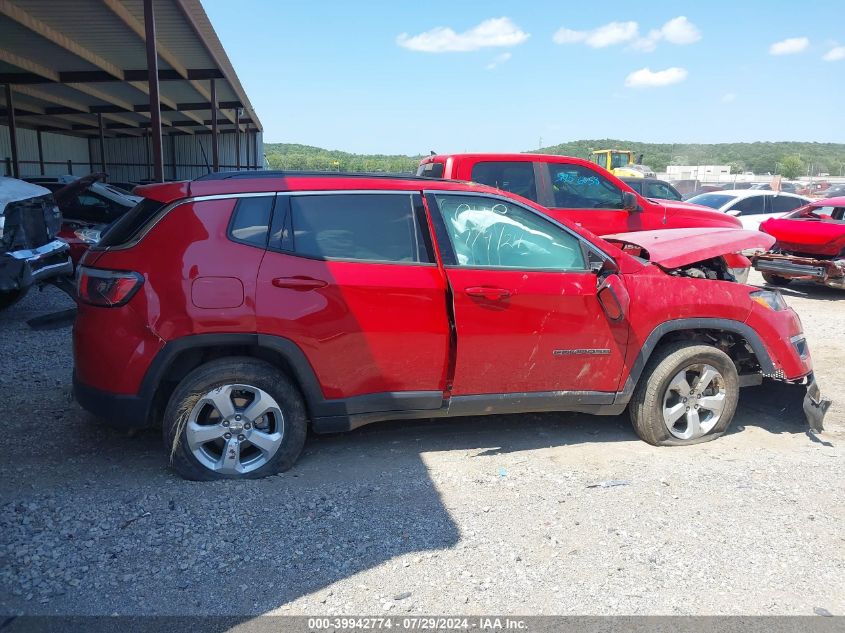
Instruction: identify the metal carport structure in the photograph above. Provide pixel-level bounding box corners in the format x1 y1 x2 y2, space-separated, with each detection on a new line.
0 0 263 182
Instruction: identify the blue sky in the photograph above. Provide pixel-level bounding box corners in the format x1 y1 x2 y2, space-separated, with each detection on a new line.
202 0 844 154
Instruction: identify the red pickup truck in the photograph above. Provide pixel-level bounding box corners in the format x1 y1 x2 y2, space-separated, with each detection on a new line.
418 153 743 233
418 153 750 280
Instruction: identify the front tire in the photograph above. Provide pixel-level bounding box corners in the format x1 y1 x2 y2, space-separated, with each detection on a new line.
762 272 791 286
163 357 308 480
629 343 739 446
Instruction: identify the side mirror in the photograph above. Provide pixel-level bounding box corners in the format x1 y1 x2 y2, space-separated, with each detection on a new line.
597 274 629 322
622 191 640 212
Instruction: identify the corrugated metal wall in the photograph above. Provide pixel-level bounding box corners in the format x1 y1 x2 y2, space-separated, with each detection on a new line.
1 124 91 177
91 129 264 182
2 124 263 182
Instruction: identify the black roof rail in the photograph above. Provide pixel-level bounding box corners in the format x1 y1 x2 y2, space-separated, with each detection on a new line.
193 170 456 182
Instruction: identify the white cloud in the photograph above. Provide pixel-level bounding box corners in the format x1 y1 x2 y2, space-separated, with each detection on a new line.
823 46 845 61
556 16 700 52
397 17 529 53
721 92 736 103
552 28 587 44
625 67 688 88
485 52 512 70
769 37 809 55
553 21 638 48
660 16 701 44
585 21 639 48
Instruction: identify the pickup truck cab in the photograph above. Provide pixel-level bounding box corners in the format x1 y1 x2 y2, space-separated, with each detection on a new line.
417 153 743 236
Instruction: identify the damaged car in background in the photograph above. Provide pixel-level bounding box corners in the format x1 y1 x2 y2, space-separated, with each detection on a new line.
0 177 72 310
26 173 140 267
753 197 845 290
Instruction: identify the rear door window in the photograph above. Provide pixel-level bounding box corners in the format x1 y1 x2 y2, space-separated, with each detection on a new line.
732 196 766 215
470 161 538 202
771 196 806 214
287 193 432 264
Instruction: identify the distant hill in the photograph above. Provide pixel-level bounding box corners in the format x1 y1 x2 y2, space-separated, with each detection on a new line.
263 143 423 174
532 139 845 176
263 141 845 176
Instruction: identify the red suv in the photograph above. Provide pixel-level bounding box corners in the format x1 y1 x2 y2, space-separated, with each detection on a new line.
73 172 828 480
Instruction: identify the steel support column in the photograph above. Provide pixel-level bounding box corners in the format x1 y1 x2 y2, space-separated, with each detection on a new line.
36 129 44 175
4 84 20 178
143 0 164 182
210 78 219 171
234 109 240 171
97 113 107 172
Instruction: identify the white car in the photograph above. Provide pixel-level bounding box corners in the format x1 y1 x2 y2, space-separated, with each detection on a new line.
686 189 811 230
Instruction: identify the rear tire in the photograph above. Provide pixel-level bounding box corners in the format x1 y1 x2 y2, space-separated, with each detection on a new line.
629 343 739 446
0 287 29 311
163 357 308 480
762 272 792 286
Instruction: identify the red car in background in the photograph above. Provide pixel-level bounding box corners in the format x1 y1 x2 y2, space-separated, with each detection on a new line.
754 197 845 290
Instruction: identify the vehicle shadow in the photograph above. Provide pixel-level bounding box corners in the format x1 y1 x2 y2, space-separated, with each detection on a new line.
764 280 844 302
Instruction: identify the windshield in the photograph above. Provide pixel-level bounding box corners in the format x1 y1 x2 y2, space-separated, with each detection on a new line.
610 153 630 169
686 193 735 209
788 205 845 221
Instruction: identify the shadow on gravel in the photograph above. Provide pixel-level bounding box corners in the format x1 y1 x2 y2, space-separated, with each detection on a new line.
729 379 831 441
767 280 845 303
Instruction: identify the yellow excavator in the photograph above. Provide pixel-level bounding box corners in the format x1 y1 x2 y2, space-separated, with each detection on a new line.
590 149 655 178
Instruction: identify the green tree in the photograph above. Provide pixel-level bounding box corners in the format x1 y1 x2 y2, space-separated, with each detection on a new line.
779 155 804 179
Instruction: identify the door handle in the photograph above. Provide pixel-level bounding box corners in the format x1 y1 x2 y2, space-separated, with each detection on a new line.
271 276 328 291
465 286 511 300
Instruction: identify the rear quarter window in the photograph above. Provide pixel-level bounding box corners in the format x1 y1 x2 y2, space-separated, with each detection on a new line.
228 196 275 247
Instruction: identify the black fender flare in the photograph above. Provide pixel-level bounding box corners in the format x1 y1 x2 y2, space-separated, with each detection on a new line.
138 332 328 416
615 318 775 404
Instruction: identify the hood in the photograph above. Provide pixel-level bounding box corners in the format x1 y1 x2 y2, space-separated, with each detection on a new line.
760 216 845 257
649 199 743 229
603 227 775 269
0 177 52 214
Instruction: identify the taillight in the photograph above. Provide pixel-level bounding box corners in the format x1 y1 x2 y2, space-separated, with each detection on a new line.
77 267 144 307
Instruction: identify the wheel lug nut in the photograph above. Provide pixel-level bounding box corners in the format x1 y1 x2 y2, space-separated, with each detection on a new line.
238 434 245 441
224 432 232 439
244 422 251 429
235 415 242 421
694 404 700 409
223 420 229 427
686 407 690 411
683 398 687 403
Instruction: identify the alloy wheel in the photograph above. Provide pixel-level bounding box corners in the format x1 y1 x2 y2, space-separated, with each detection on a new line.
185 384 285 474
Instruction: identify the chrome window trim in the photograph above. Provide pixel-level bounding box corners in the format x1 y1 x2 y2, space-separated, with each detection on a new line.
423 188 614 266
96 192 278 251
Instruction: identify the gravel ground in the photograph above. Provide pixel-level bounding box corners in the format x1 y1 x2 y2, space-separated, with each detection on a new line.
0 271 843 618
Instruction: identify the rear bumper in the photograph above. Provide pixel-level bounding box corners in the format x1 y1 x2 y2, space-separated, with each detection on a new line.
73 373 151 429
0 239 72 292
753 253 845 288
